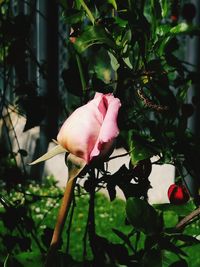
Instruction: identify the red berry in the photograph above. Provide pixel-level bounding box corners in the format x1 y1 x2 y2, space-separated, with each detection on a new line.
168 184 190 205
171 15 178 22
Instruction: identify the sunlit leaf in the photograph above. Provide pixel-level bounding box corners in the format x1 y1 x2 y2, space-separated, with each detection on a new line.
74 25 117 53
159 0 169 18
108 0 117 10
29 145 67 165
170 22 200 35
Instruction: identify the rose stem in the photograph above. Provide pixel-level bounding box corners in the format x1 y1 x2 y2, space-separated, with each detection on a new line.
51 178 76 246
45 177 76 266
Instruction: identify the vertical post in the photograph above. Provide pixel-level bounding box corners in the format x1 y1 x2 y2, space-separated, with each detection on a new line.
46 1 59 139
32 0 59 179
185 0 200 198
30 0 49 180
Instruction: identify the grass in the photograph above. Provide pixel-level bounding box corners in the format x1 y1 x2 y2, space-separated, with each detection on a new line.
1 176 200 266
42 187 131 261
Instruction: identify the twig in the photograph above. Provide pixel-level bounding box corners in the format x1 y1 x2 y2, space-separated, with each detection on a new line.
175 206 200 230
1 116 18 166
137 88 169 112
108 151 130 161
3 253 10 267
22 190 63 199
88 176 96 260
82 200 89 262
4 105 27 176
36 198 61 229
30 228 46 253
66 196 76 254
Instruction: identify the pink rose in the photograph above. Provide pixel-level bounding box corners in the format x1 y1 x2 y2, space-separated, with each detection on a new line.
57 92 121 163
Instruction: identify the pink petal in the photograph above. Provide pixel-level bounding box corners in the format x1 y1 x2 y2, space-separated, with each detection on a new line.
90 95 121 160
57 95 104 163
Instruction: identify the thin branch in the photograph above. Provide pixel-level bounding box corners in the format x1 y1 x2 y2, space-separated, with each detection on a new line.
4 105 27 175
137 88 169 112
82 205 89 262
1 116 18 166
108 151 130 161
3 253 10 267
36 198 61 229
30 228 46 253
66 195 76 254
175 206 200 230
21 190 63 199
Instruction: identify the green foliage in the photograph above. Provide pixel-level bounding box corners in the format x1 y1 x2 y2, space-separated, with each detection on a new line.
64 1 200 172
126 197 162 234
74 25 117 54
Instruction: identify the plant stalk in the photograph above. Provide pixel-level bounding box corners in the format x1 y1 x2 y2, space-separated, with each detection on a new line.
79 0 95 25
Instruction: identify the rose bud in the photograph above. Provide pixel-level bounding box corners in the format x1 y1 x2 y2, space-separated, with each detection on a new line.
29 93 121 166
168 184 190 205
57 92 121 164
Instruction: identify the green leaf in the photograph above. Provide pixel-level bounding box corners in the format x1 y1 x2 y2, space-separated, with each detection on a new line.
160 237 187 257
62 9 84 24
141 248 162 267
114 16 128 28
91 48 113 83
14 252 43 267
126 197 162 234
79 0 95 24
159 0 169 18
108 0 117 10
170 23 200 35
151 0 162 20
169 259 188 267
108 51 119 71
154 201 195 216
112 228 134 250
170 234 200 246
156 23 200 55
121 29 132 47
156 24 171 37
129 132 155 165
74 25 117 53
